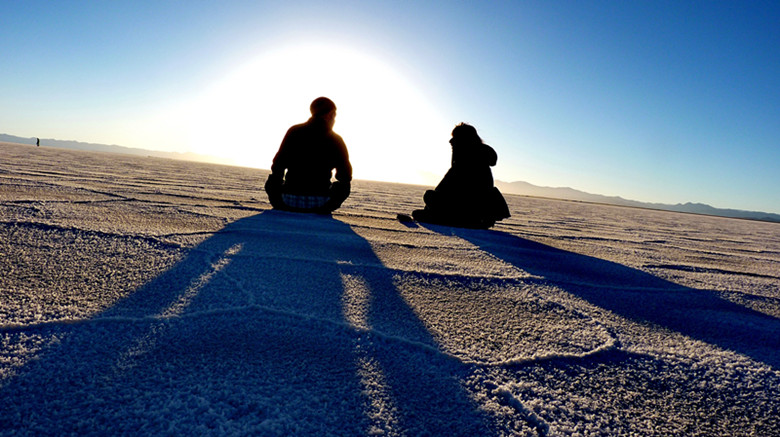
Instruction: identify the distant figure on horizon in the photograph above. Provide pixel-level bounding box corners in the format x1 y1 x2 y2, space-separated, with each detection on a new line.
36 138 39 147
410 123 510 229
265 97 352 213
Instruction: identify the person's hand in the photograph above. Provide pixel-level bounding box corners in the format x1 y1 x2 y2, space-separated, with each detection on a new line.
264 174 282 192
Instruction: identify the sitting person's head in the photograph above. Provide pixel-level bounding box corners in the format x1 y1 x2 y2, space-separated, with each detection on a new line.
450 123 483 147
310 97 337 128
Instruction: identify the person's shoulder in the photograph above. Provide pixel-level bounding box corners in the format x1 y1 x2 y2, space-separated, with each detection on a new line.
282 122 310 140
287 121 308 132
482 144 498 165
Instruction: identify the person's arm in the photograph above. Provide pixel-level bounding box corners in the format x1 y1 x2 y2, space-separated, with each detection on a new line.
269 127 297 183
333 136 352 184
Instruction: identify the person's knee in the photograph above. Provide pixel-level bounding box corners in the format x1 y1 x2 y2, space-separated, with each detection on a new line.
331 181 350 199
324 181 350 211
264 175 286 209
423 189 438 206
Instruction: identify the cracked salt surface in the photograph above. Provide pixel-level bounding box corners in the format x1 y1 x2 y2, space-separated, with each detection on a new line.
2 142 779 436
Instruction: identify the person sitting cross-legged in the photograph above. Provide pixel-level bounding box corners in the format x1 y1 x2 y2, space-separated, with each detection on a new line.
411 123 510 229
264 97 352 213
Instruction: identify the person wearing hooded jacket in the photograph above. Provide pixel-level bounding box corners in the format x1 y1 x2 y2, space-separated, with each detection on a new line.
411 123 510 228
264 97 352 213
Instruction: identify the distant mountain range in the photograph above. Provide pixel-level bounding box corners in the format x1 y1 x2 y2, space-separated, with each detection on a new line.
0 133 236 166
496 180 780 223
3 133 777 223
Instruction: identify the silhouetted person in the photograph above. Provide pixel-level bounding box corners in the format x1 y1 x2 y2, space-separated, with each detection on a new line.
411 123 510 228
265 97 352 213
36 138 39 147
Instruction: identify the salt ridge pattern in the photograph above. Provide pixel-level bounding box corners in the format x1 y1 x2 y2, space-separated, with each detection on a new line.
2 143 779 436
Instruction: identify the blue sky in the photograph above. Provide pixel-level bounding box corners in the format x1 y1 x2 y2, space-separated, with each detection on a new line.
2 1 778 213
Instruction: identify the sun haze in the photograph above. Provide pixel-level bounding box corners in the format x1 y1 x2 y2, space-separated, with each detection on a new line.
177 44 451 187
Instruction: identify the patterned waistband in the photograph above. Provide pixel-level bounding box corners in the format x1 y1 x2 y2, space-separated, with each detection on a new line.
282 194 329 209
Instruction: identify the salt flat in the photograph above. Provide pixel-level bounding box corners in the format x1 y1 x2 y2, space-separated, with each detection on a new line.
1 142 779 436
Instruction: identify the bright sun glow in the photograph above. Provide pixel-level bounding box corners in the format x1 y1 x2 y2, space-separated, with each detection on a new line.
175 43 452 186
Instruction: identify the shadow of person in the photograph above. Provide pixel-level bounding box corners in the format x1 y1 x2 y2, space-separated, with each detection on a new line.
427 225 780 370
0 210 495 435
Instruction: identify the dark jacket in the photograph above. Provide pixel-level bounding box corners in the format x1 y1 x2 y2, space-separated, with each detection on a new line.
270 117 352 196
422 142 510 226
435 143 497 195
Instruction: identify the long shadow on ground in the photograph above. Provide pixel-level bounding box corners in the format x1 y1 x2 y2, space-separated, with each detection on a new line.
430 225 780 370
0 210 495 435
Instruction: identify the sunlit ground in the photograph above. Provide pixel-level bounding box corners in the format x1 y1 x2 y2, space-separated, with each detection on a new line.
3 144 779 435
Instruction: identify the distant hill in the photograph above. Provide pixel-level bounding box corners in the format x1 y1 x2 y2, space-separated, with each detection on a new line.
0 133 236 166
496 180 780 223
